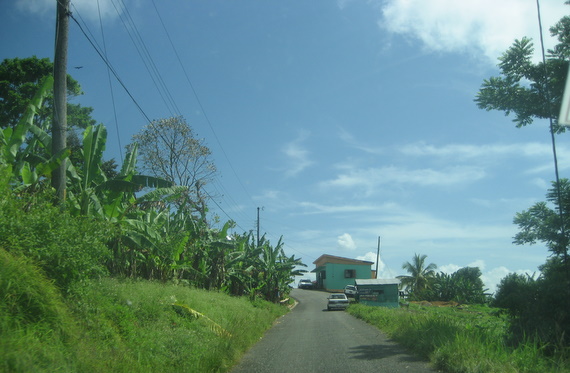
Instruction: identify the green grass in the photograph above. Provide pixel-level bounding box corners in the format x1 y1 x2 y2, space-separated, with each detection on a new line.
348 302 569 373
0 249 289 372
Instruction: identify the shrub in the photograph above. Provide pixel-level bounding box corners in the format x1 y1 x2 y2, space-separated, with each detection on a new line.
0 173 112 293
0 248 79 372
493 258 570 352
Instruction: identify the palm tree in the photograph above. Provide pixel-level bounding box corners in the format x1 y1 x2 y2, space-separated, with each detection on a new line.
397 253 437 299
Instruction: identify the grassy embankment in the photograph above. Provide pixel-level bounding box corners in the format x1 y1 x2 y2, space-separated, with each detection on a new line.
0 248 288 373
348 302 569 373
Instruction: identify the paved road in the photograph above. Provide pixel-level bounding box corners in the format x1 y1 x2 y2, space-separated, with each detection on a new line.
230 289 436 373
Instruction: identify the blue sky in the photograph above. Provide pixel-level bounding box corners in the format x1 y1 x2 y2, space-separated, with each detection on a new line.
2 0 569 292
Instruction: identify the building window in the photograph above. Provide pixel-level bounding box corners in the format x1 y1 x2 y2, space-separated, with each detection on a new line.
344 269 356 278
321 271 326 279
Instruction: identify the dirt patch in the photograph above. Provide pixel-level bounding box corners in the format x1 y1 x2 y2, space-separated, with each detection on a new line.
411 301 460 307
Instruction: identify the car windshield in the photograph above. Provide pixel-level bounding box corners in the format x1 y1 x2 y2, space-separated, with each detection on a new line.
331 294 345 299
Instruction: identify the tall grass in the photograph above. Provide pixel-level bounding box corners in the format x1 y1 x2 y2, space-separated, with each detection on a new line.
1 261 288 373
0 248 78 372
348 303 569 373
70 278 288 372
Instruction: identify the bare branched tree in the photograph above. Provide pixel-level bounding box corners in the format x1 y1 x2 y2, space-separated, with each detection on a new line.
132 116 216 215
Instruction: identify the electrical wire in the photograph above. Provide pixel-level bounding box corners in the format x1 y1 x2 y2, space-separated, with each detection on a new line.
97 0 123 162
70 1 314 261
67 9 152 123
150 0 256 205
111 0 181 118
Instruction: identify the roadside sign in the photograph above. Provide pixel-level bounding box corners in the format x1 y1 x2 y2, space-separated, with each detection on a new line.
559 64 570 126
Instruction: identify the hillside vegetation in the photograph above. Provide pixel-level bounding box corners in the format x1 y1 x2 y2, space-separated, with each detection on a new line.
1 251 287 372
348 303 569 373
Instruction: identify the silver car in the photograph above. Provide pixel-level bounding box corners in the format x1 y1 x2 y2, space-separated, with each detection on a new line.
327 293 349 311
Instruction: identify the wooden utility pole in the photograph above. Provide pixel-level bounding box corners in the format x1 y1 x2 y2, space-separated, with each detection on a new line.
52 0 70 202
375 236 381 278
257 207 261 247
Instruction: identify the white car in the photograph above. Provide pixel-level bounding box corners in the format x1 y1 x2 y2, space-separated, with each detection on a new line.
344 285 357 297
327 293 349 311
298 279 314 289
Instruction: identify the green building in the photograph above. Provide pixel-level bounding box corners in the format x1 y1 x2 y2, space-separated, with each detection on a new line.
355 279 400 308
312 254 374 292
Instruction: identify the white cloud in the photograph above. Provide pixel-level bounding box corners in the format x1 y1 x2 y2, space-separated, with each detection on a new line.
337 127 384 155
400 142 551 160
348 201 517 242
16 0 127 22
481 266 511 293
438 261 538 294
356 251 380 266
336 0 355 11
318 141 563 196
468 259 486 271
282 130 314 177
355 252 402 279
15 0 52 16
321 165 486 192
297 201 378 215
439 263 461 274
378 0 567 63
337 233 357 251
481 266 538 294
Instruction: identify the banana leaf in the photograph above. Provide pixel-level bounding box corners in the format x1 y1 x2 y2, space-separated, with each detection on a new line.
3 76 53 164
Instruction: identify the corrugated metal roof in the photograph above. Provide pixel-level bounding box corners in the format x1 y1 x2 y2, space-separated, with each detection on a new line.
313 254 374 267
355 278 400 286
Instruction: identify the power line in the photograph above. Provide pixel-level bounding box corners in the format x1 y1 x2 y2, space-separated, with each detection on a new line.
72 3 309 260
68 8 152 123
96 0 123 162
150 0 256 206
110 0 181 118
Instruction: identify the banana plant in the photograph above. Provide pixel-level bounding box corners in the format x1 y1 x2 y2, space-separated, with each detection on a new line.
0 75 69 191
221 232 262 297
256 235 306 302
66 124 173 218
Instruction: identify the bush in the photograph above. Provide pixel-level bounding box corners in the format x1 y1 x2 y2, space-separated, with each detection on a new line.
493 258 570 352
0 248 78 372
0 175 112 293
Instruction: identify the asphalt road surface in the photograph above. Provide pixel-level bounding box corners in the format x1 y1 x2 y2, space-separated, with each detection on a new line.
230 288 436 373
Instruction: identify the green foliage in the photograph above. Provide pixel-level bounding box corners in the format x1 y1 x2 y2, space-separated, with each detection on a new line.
550 13 570 59
0 248 69 330
1 59 305 305
479 11 570 348
1 275 288 372
397 253 437 299
494 258 570 353
0 248 80 373
69 278 288 372
0 74 70 192
497 178 570 352
514 179 570 257
0 169 111 292
348 303 567 373
427 267 488 304
256 235 306 302
0 56 94 130
475 27 568 131
492 273 536 312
